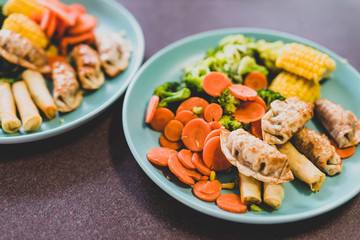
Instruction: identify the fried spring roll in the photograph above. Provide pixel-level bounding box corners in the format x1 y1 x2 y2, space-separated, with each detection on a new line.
0 82 21 133
263 183 284 209
22 69 57 119
239 173 262 204
278 142 325 191
12 81 42 131
291 127 342 176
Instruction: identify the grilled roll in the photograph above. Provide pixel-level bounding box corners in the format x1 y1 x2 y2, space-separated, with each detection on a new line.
0 82 21 133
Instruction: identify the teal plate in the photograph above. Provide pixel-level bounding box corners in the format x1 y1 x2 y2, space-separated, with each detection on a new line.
0 0 144 143
123 28 360 224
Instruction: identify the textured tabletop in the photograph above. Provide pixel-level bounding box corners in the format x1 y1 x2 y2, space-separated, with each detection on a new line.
1 0 360 239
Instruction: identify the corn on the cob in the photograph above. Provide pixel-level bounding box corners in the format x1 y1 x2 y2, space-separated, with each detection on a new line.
2 13 48 49
270 71 321 103
3 0 45 16
276 43 336 83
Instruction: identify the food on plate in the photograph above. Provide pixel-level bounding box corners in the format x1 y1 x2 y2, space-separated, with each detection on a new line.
95 32 132 77
147 147 177 167
256 88 285 110
193 180 222 202
3 0 45 17
315 99 360 148
0 82 21 133
22 69 57 119
70 44 104 90
12 81 42 131
239 173 262 204
145 95 160 123
291 127 342 176
270 71 321 103
154 82 191 108
329 139 356 159
261 97 314 145
243 72 268 90
220 129 294 184
216 193 247 213
51 60 83 112
276 43 336 82
263 183 284 209
278 142 325 191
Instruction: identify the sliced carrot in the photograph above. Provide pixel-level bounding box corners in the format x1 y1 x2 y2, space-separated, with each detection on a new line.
233 102 266 123
147 147 177 167
203 136 232 171
150 107 174 132
184 168 201 181
164 120 184 142
40 8 51 31
176 97 209 118
178 149 196 170
168 154 195 185
330 139 355 159
182 118 211 152
68 14 97 35
30 13 42 23
216 194 247 213
46 12 57 38
244 72 268 90
38 0 77 26
191 152 211 176
55 18 68 39
193 180 222 202
209 121 223 130
250 120 263 140
229 84 257 101
202 72 232 97
204 129 230 146
48 56 66 66
253 95 267 111
174 110 198 125
62 31 95 45
159 134 182 150
200 176 209 181
68 3 87 14
145 95 159 124
204 103 223 122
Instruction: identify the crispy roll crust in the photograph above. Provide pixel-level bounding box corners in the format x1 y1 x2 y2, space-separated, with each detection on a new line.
0 82 21 133
263 183 284 209
239 173 262 204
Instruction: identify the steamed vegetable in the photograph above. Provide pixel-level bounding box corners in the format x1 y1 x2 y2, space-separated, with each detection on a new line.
255 40 283 73
154 82 191 108
218 115 249 131
216 88 239 115
256 88 285 110
238 56 268 79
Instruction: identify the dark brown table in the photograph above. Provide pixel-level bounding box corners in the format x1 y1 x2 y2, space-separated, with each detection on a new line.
1 0 360 239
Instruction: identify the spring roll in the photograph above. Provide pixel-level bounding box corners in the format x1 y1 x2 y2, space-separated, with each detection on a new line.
220 129 293 184
239 173 262 204
262 97 314 145
0 82 21 133
315 99 360 148
291 127 342 176
22 69 57 119
12 81 42 131
278 142 325 191
263 183 284 209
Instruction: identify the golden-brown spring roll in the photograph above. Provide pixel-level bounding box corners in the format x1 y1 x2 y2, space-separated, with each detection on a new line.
239 173 262 204
22 69 57 119
278 142 325 192
263 183 284 209
12 81 42 132
0 82 21 133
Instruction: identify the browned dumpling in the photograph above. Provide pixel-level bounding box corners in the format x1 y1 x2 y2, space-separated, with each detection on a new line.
315 99 360 148
262 97 314 145
71 44 104 90
0 29 50 73
220 129 294 184
52 61 83 112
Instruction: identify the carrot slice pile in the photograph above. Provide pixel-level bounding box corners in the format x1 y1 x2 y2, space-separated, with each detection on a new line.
250 120 263 140
204 129 229 146
182 118 211 152
150 108 175 132
191 152 211 176
168 154 195 185
216 194 247 213
204 103 223 122
164 120 184 141
159 134 182 150
177 97 209 117
209 121 223 130
229 84 257 101
244 72 268 90
203 136 232 171
147 147 178 167
233 101 265 123
178 149 196 170
193 180 222 202
202 72 232 97
174 110 198 125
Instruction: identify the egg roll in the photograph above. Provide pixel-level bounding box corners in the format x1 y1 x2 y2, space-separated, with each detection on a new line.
12 81 42 132
239 173 262 204
262 97 314 145
278 142 325 191
291 127 342 176
263 183 284 209
22 69 57 119
315 99 360 148
0 82 21 133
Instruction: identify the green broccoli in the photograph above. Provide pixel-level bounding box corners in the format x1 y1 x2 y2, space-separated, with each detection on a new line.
256 88 285 110
192 106 203 115
255 40 284 73
238 56 268 79
154 82 191 108
216 88 239 115
218 115 250 131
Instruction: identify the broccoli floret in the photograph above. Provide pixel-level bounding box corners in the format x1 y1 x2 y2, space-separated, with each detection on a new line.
192 106 203 115
238 56 268 79
218 115 250 131
216 88 239 115
256 88 285 110
255 40 284 73
154 82 191 108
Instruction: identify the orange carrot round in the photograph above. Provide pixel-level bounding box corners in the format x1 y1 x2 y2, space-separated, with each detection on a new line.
168 154 195 185
191 152 211 176
178 149 196 170
159 134 182 150
150 107 174 132
164 120 184 141
147 147 178 167
176 97 209 117
68 14 97 35
200 176 209 181
204 103 223 122
232 101 265 123
202 72 232 97
250 120 263 140
182 118 211 152
330 139 356 159
40 9 51 31
204 129 229 146
174 110 198 125
216 194 247 213
229 84 257 101
184 168 202 181
209 121 223 130
193 180 222 202
46 12 57 38
244 72 268 90
253 95 267 111
145 95 159 123
203 136 232 171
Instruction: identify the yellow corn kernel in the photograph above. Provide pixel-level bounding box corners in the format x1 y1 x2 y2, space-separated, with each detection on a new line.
221 182 235 189
270 72 321 103
3 0 45 16
210 171 216 182
276 43 336 82
45 45 59 57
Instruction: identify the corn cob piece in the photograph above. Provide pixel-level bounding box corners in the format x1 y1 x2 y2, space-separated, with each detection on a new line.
3 0 45 16
276 43 336 82
2 13 48 49
270 71 321 103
